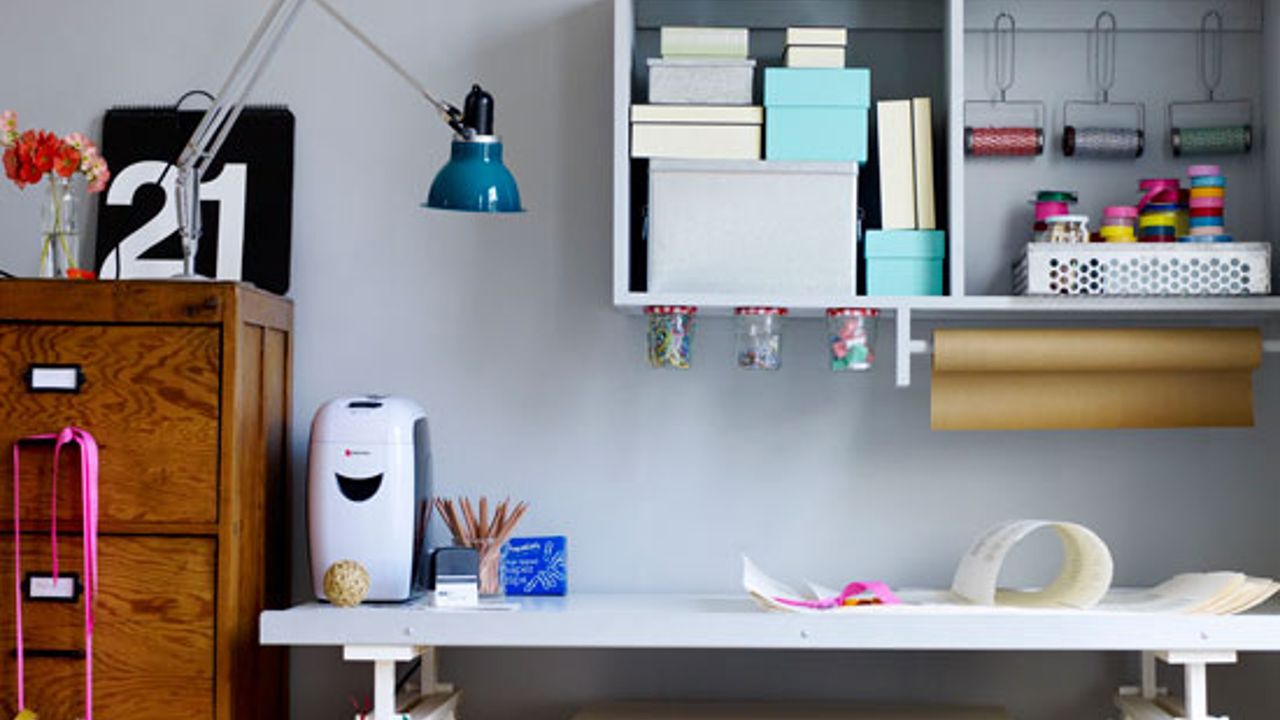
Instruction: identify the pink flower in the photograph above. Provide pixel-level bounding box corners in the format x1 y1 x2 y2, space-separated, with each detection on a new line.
86 156 110 193
0 110 17 147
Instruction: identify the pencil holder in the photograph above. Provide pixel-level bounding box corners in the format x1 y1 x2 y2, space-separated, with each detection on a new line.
646 306 697 369
827 308 878 372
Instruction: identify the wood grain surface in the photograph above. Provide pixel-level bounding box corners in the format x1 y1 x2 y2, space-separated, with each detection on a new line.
0 323 220 526
0 535 216 718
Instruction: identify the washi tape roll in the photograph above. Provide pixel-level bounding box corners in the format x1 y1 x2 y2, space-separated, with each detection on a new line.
1141 235 1177 243
1100 226 1136 242
1141 225 1178 236
1139 213 1180 228
1190 175 1226 188
1189 196 1225 209
1190 226 1226 236
1179 234 1233 243
1189 186 1226 199
1034 201 1071 221
1187 164 1223 177
1036 190 1079 203
1137 178 1181 210
1190 215 1224 227
1189 207 1223 218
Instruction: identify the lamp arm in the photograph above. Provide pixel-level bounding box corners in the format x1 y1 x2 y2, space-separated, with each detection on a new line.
173 0 465 278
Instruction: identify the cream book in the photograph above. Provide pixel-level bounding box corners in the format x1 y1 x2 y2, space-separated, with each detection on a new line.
786 27 848 46
784 45 846 68
877 99 916 229
660 26 749 58
912 97 937 230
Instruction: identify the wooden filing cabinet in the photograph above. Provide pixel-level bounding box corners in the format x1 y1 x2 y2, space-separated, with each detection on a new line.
0 280 291 719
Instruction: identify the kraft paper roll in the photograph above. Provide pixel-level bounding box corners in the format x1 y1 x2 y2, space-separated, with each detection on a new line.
932 328 1260 430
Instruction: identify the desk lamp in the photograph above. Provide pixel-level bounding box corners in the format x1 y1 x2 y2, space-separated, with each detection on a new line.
173 0 523 279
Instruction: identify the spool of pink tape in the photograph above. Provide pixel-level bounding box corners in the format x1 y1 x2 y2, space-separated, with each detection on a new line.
1035 201 1071 221
1137 178 1181 210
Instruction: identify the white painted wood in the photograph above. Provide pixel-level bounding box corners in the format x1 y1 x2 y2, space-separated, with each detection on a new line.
947 0 966 296
344 644 425 662
374 659 397 720
613 0 634 306
895 307 913 388
261 594 1280 652
616 293 1280 317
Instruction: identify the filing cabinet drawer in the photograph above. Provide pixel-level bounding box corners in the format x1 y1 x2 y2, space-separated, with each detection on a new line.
0 534 216 719
0 323 220 526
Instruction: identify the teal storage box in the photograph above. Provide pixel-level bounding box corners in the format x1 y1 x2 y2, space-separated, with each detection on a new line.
764 68 871 162
865 230 945 296
764 68 871 107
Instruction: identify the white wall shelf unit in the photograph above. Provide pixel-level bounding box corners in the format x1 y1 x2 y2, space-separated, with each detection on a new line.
612 0 1280 322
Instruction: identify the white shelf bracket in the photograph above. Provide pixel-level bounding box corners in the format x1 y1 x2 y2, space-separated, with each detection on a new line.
896 307 932 389
342 644 460 720
1118 650 1236 720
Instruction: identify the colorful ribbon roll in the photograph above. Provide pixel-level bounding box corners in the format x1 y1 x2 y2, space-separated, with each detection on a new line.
1137 178 1180 210
1173 126 1252 156
966 127 1043 156
1062 126 1144 158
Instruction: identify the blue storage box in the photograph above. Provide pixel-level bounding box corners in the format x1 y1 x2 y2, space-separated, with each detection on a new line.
503 536 567 596
865 230 946 296
764 68 871 162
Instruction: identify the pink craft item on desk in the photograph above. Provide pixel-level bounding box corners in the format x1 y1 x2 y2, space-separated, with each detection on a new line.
772 580 902 610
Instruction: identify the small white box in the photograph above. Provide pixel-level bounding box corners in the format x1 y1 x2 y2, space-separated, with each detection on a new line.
648 58 755 105
648 159 859 295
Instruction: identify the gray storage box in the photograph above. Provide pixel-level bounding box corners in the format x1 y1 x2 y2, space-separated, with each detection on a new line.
648 159 859 295
648 58 756 105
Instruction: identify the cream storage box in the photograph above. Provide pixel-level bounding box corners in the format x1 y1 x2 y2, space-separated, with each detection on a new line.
631 105 763 160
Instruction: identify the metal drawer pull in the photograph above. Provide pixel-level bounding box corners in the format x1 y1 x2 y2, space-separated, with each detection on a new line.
8 648 85 660
23 573 82 603
25 364 85 393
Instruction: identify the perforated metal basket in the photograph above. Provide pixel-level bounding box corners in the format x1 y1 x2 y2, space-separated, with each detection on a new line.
1014 242 1271 296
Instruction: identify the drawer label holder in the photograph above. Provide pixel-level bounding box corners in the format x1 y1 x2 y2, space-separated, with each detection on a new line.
23 572 82 603
25 364 85 393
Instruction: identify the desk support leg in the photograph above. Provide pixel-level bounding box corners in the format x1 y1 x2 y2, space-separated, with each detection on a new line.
374 659 397 720
344 645 459 720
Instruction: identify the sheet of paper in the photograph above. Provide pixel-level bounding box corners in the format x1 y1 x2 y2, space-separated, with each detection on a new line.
951 520 1114 609
1100 573 1245 614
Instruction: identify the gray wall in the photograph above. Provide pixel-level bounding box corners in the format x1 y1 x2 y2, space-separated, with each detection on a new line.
1 2 1277 719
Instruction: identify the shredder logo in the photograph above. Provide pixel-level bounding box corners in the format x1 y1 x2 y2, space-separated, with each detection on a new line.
344 449 372 457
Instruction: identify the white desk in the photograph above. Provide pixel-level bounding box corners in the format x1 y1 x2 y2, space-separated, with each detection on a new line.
260 594 1280 720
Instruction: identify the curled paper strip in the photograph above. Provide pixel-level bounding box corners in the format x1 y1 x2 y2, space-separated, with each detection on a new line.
950 520 1114 609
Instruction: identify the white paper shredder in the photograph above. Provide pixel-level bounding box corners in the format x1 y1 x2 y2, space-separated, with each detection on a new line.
308 395 431 602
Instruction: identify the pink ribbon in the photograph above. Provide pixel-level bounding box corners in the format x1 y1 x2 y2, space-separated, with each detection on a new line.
1137 178 1181 211
13 427 99 718
772 580 902 610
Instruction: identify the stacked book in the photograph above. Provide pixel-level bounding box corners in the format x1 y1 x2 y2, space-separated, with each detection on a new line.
784 26 848 68
631 27 762 160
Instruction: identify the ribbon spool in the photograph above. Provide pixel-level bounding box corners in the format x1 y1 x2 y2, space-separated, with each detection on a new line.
966 127 1044 157
1173 126 1252 156
1063 126 1144 158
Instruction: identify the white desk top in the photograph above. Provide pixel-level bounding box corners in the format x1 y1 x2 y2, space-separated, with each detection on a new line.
259 593 1280 652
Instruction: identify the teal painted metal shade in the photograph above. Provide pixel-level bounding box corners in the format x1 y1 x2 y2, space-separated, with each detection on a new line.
425 139 523 213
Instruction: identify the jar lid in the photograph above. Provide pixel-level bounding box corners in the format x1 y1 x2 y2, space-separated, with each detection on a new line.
646 305 697 315
827 307 880 318
1103 205 1138 219
735 307 788 316
1044 214 1090 223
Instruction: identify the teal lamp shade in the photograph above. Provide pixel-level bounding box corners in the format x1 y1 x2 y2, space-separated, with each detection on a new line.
424 138 523 213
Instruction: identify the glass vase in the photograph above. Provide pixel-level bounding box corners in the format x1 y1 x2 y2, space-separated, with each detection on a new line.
39 174 82 279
